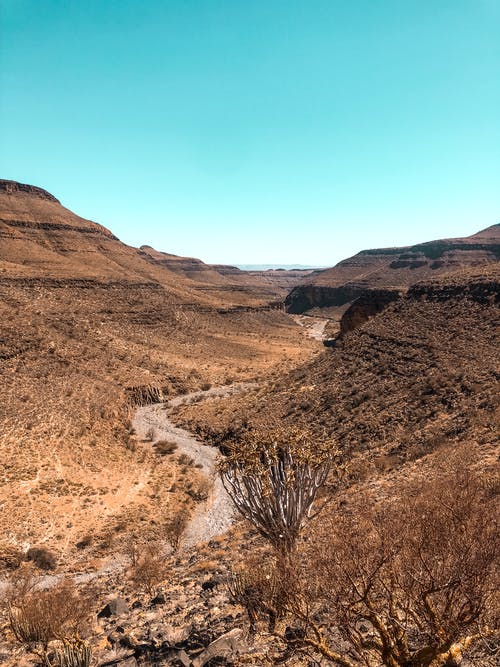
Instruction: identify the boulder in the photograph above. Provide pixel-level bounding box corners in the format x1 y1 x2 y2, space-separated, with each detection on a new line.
98 598 129 619
192 628 245 667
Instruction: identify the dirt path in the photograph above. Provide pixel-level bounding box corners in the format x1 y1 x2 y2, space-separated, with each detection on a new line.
291 314 330 341
133 384 253 548
1 323 319 591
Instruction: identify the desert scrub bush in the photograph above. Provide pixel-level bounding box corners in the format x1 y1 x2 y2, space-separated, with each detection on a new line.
279 452 499 667
75 535 93 550
144 426 156 442
228 554 301 634
187 478 210 501
0 543 24 571
128 543 167 596
154 439 178 456
163 511 189 551
177 452 195 466
26 546 57 571
5 575 93 664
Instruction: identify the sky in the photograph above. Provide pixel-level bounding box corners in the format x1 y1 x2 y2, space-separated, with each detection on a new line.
1 1 499 266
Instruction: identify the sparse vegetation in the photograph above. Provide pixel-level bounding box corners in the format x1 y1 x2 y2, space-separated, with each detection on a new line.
0 543 24 571
26 546 57 571
0 184 498 666
4 574 93 665
128 542 168 596
144 426 156 442
163 511 189 550
154 439 178 455
228 451 499 667
220 425 335 556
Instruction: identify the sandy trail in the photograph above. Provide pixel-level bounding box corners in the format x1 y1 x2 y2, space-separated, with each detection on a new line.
133 384 254 548
291 315 329 341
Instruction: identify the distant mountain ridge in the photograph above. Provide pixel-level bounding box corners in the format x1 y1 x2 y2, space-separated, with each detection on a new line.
0 179 305 306
237 264 324 271
285 223 500 314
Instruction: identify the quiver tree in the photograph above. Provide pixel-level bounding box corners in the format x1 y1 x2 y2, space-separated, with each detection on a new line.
219 425 336 556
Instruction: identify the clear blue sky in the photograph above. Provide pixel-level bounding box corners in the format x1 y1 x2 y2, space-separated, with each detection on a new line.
1 1 499 265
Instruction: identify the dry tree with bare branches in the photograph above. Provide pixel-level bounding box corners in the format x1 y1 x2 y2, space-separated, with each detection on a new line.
282 457 499 666
219 425 337 556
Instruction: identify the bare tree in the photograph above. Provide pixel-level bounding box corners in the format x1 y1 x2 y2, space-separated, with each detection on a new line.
286 455 499 666
219 425 335 555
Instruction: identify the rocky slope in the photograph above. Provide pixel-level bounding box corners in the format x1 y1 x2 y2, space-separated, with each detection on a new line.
0 180 317 557
285 223 500 314
1 181 498 663
176 265 500 470
0 179 306 306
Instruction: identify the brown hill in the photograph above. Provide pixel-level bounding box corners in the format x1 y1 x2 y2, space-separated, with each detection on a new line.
0 179 306 307
176 265 500 471
137 245 303 305
285 223 500 314
0 180 317 554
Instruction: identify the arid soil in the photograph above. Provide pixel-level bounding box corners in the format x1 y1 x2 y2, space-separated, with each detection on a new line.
0 181 317 559
175 267 500 475
0 180 498 666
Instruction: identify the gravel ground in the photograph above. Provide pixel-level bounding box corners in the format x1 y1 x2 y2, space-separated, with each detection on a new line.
133 384 253 547
290 315 329 340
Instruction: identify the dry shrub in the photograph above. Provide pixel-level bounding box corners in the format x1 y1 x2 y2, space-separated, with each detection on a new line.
0 543 24 571
187 478 210 501
163 511 189 550
144 426 155 442
4 573 93 662
228 554 301 633
177 452 195 466
154 439 178 455
26 546 57 571
128 542 167 596
291 452 500 666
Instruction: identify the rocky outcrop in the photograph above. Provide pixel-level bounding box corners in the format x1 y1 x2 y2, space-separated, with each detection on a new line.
339 289 402 337
126 385 165 406
285 284 372 313
408 272 499 304
0 179 60 202
1 217 118 238
285 224 500 314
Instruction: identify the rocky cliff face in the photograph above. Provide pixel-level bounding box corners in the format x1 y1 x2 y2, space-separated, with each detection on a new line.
286 284 371 313
285 224 500 314
339 289 402 337
0 178 60 202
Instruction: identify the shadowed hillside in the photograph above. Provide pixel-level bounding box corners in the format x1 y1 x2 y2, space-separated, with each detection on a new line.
177 265 499 471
